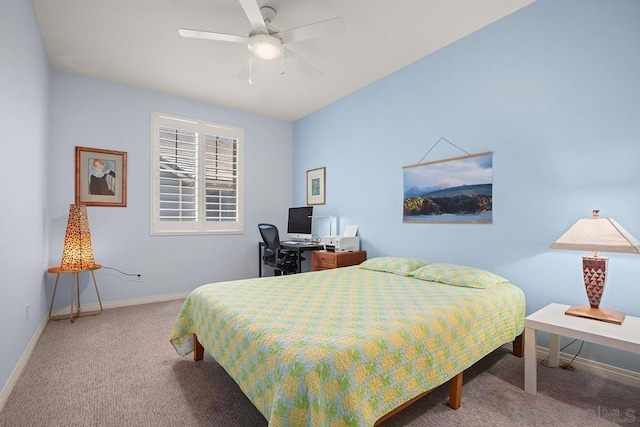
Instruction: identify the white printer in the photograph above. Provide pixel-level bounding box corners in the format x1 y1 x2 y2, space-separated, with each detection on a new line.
323 236 360 252
323 225 360 252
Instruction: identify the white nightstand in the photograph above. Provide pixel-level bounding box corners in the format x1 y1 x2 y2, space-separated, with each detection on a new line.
524 303 640 395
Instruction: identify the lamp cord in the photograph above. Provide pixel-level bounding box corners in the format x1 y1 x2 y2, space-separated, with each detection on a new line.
101 266 141 278
540 339 584 371
560 340 584 370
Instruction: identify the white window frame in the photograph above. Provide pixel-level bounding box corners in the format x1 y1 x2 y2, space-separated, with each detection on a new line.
150 112 244 235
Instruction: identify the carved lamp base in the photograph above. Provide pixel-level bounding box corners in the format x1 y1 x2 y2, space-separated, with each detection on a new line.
565 255 625 325
564 305 625 325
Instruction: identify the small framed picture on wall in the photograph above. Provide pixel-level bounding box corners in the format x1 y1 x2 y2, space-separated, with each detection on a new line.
306 167 326 205
75 146 127 207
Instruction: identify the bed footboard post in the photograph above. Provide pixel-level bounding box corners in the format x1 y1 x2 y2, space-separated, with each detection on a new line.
194 334 204 361
513 332 524 358
448 372 463 409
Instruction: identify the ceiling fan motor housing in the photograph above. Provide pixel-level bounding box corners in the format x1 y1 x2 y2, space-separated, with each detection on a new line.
260 6 276 25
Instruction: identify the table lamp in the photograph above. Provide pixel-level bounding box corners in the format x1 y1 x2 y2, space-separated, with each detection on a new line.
550 210 640 325
60 204 96 270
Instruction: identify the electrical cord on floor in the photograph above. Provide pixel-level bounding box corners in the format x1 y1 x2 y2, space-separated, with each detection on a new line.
101 266 142 278
540 339 584 371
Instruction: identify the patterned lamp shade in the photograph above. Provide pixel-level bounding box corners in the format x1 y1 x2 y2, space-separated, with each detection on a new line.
60 204 95 270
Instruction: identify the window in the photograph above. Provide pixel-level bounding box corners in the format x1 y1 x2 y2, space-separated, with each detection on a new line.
151 112 244 235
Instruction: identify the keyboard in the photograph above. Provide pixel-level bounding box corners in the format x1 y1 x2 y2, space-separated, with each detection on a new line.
282 241 318 246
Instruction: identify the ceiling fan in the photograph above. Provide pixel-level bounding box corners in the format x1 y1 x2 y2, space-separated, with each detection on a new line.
178 0 344 82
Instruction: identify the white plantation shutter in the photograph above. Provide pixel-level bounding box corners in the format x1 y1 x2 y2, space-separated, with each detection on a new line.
151 113 244 234
204 133 238 222
158 126 198 222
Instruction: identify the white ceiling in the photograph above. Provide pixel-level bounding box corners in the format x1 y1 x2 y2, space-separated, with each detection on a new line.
31 0 534 122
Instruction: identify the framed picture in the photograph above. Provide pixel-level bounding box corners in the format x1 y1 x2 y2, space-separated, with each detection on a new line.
75 146 127 207
402 151 493 223
306 167 326 205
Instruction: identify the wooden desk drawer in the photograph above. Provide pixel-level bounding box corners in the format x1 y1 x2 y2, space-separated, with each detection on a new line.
312 252 338 270
311 251 367 271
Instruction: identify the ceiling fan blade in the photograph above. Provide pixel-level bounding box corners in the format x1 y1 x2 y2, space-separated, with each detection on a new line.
284 48 323 79
237 0 268 34
179 28 250 44
275 17 345 44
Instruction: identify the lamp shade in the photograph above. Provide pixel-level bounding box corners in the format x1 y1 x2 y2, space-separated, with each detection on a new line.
60 204 96 270
550 210 640 254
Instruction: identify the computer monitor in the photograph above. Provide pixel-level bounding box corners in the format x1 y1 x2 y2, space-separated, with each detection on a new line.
287 206 313 241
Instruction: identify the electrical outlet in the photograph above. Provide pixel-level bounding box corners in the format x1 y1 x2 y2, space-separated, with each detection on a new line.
25 304 29 322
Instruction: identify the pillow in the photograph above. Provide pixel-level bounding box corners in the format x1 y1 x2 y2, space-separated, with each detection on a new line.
359 257 427 276
410 263 509 289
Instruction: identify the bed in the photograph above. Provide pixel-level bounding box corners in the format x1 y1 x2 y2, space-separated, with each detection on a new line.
170 258 525 426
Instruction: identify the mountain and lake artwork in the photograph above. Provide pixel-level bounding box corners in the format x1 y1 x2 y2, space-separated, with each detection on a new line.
403 152 493 223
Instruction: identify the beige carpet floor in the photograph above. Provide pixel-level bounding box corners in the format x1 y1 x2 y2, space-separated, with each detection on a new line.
0 299 638 426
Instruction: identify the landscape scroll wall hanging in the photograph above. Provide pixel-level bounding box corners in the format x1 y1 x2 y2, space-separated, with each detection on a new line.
403 151 493 224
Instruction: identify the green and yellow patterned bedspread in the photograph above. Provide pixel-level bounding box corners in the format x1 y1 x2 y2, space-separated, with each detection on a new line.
170 265 525 426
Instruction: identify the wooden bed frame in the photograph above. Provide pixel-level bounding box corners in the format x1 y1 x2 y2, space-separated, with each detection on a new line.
192 331 524 424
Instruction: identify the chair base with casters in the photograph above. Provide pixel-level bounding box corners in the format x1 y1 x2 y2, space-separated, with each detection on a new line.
270 253 298 275
258 223 302 276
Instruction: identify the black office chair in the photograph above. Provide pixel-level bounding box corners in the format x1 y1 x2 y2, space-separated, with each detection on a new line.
258 223 299 275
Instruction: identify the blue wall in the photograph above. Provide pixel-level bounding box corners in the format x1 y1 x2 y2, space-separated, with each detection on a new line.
2 0 639 400
0 0 50 399
294 0 640 372
1 2 293 400
47 70 293 303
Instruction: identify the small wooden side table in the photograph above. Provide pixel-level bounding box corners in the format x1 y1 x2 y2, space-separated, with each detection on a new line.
47 264 103 322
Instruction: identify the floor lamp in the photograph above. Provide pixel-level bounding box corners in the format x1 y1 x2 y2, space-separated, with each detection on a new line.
48 204 103 322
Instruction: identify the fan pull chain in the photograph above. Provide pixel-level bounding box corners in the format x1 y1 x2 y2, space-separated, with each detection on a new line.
280 52 285 76
249 54 253 85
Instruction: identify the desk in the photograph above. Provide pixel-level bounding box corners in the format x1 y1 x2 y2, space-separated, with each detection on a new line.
258 242 324 277
47 264 103 322
524 303 640 395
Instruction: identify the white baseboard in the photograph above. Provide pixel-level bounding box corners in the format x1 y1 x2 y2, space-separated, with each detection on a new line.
534 345 640 388
0 314 48 411
49 292 189 317
0 292 189 413
503 343 640 388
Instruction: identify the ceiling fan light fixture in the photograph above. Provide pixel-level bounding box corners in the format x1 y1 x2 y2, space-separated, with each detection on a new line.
248 34 282 60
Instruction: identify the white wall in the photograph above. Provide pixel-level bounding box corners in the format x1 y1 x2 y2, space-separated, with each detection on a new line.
47 70 293 305
293 0 640 372
0 0 50 397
